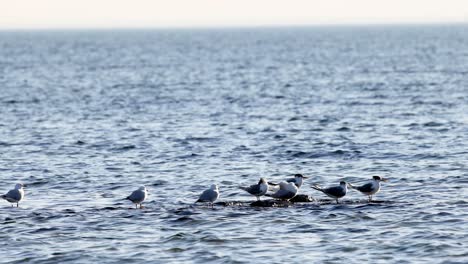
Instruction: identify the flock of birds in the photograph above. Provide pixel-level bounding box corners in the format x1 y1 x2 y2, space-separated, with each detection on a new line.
195 174 388 206
1 175 388 208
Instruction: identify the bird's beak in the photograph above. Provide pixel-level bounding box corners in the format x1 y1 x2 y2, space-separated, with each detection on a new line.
302 176 309 179
381 178 388 182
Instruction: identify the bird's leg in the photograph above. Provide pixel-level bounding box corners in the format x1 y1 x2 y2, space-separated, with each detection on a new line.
336 199 339 204
135 204 138 209
256 196 260 201
17 203 19 207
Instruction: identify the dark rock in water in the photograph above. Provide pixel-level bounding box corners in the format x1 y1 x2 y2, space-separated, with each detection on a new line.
290 194 314 203
250 200 293 207
76 140 85 145
314 199 391 205
250 195 313 207
337 127 351 132
119 145 136 150
215 201 245 207
214 195 315 208
212 197 391 208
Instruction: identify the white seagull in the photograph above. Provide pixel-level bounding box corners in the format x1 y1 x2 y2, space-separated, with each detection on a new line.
348 176 388 201
126 186 148 209
311 181 347 204
240 178 269 201
196 184 219 206
266 182 298 201
2 183 25 207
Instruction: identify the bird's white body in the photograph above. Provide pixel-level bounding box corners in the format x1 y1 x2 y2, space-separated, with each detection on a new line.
283 182 298 193
258 182 268 194
197 184 219 205
269 182 298 200
2 183 24 207
363 180 380 195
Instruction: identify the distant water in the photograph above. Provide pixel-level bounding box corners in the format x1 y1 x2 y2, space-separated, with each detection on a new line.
0 25 467 263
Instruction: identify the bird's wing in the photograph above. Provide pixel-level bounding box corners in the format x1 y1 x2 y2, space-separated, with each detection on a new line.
357 183 374 193
128 190 145 202
324 186 346 197
198 189 217 202
245 184 262 195
4 189 21 202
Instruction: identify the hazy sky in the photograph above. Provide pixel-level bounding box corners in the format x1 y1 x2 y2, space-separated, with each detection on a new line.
1 0 467 29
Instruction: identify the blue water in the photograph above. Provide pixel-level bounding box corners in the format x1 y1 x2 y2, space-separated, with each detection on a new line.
0 25 467 263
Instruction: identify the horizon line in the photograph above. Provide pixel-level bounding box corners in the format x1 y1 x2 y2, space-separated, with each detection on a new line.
0 21 467 32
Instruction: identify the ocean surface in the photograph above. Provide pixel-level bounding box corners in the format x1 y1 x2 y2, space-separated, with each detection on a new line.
0 25 467 263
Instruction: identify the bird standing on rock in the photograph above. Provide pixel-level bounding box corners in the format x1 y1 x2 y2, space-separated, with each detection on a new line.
348 176 388 202
240 178 269 201
126 186 148 209
196 184 219 207
2 183 25 207
311 181 347 204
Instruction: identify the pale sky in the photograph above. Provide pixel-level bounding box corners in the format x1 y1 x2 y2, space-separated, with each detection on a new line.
1 0 467 29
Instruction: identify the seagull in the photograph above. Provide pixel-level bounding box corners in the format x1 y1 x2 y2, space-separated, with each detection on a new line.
2 183 25 207
240 178 269 201
311 181 347 204
196 184 219 206
266 182 298 201
348 176 388 201
126 186 147 209
286 174 309 188
269 173 308 189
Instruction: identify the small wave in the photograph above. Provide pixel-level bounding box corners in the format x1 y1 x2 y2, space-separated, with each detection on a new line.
285 149 360 159
112 145 137 151
336 127 351 132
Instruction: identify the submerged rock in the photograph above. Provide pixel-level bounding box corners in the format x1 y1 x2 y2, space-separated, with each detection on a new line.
212 197 391 208
250 200 292 207
290 194 314 203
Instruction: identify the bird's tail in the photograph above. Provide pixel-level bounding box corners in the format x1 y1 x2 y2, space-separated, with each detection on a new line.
310 184 324 192
264 193 272 197
239 186 248 192
1 195 6 200
347 183 358 190
267 181 279 186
